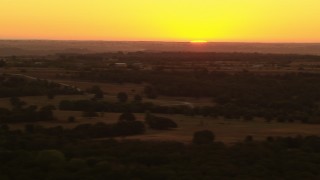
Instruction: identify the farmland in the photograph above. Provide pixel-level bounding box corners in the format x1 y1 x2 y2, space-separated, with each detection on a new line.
0 72 320 144
2 51 320 179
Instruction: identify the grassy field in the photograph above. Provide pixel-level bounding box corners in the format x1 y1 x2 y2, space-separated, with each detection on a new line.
1 71 320 144
4 108 320 144
120 115 320 144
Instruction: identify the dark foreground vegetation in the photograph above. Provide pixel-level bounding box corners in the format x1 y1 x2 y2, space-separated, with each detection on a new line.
2 123 320 180
0 97 55 123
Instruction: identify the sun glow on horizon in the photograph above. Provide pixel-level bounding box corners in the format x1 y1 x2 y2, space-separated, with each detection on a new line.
190 40 208 44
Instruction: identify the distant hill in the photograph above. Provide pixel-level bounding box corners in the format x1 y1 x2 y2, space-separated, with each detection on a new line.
1 40 320 56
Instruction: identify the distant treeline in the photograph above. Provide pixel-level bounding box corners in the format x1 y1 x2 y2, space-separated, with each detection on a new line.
58 51 320 62
21 121 146 140
0 74 81 98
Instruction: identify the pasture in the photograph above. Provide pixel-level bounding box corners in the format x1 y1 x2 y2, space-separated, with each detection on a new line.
1 72 319 144
3 99 320 144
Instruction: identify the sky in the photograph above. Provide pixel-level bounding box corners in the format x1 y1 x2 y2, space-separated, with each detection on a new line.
1 0 320 42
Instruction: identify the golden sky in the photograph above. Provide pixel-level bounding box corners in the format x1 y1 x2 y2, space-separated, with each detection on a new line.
1 0 320 42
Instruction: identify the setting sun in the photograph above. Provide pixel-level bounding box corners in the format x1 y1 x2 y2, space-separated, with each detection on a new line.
190 40 208 44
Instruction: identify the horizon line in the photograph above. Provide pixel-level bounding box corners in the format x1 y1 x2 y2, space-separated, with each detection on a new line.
1 38 320 44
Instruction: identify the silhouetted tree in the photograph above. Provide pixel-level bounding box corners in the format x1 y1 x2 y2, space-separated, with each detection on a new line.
193 130 215 145
117 92 128 103
144 85 158 99
0 60 6 67
47 91 56 100
38 105 55 121
245 135 254 142
119 112 136 121
68 116 76 123
145 113 177 130
82 110 98 117
10 97 26 109
87 85 104 99
134 94 143 102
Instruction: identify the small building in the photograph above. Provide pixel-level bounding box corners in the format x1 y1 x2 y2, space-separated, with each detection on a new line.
34 62 44 65
114 63 128 68
252 64 264 68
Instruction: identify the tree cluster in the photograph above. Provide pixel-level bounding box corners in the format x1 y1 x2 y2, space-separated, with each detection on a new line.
0 74 81 98
0 97 55 123
145 113 177 130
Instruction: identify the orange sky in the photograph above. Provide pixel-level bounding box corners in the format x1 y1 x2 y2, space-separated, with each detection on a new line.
1 0 320 42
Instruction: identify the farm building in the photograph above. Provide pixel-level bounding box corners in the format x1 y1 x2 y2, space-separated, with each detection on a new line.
114 63 128 68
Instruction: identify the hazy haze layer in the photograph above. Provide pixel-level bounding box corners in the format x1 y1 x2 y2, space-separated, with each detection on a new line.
1 41 320 56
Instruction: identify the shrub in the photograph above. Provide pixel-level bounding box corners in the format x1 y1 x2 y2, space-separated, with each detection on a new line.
134 94 143 102
68 116 76 123
87 85 104 99
193 130 215 145
82 110 98 117
245 135 254 142
119 112 136 121
145 114 177 130
113 121 146 136
47 91 55 100
67 158 88 171
117 92 128 103
36 150 66 165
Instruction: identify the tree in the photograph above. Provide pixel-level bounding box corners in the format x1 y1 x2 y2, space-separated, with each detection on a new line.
10 97 26 109
117 92 128 103
94 90 104 99
36 150 66 165
114 121 145 135
144 86 158 99
24 124 35 133
82 109 98 117
68 116 76 123
0 124 9 132
47 91 56 100
193 130 215 145
245 135 254 142
87 85 104 99
119 112 136 121
145 114 177 130
38 105 55 121
0 60 6 67
134 94 143 102
67 158 88 171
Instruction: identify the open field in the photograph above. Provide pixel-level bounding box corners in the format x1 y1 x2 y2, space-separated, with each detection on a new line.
4 108 320 144
1 81 320 144
9 112 320 144
0 72 214 106
125 115 320 144
2 53 320 144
